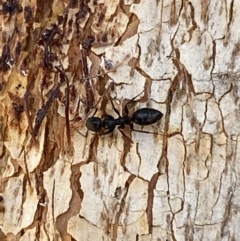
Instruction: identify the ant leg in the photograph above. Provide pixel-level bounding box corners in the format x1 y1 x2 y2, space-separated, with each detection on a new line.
110 100 121 117
117 125 133 142
80 81 115 117
124 90 145 116
76 98 99 137
75 129 88 138
130 123 161 135
79 98 98 117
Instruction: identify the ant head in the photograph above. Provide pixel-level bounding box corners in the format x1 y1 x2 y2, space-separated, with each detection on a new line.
86 117 102 132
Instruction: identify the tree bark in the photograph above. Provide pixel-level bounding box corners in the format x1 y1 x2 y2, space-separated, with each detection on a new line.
0 0 239 240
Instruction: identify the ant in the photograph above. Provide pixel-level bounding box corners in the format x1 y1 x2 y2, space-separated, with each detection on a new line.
85 93 163 137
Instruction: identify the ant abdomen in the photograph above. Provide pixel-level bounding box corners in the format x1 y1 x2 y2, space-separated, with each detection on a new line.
132 108 163 125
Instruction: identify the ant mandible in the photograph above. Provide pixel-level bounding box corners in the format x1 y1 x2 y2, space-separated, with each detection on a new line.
86 92 163 137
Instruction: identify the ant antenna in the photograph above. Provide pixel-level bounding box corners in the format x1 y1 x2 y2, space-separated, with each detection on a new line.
124 90 145 116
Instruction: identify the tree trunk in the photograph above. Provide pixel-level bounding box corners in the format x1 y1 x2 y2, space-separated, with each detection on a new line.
0 0 239 240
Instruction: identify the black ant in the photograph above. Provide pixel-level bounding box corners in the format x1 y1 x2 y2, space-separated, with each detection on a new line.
85 93 163 137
